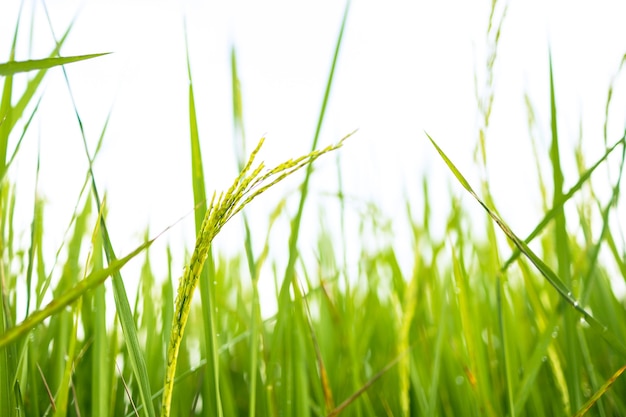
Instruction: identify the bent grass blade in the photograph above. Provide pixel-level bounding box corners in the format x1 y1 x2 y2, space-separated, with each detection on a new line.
0 232 159 349
426 132 626 359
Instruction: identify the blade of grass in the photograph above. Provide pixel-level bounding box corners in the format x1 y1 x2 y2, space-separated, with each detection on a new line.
282 0 350 293
603 53 626 146
88 219 110 417
40 1 159 411
398 250 419 415
0 10 32 407
183 24 223 417
0 3 21 181
513 301 567 415
573 364 626 417
24 140 42 317
49 187 92 417
326 347 410 417
231 46 257 280
0 53 111 76
231 44 277 417
0 258 19 416
451 244 483 412
0 95 42 185
497 276 515 417
548 53 581 412
269 9 350 412
1 16 77 181
53 296 81 417
580 138 625 306
299 278 336 414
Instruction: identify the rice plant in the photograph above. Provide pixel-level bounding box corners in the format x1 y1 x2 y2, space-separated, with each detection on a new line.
1 1 626 417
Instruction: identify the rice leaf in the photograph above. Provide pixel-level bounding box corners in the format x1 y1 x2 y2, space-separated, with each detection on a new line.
513 302 566 414
398 250 419 415
182 25 223 417
497 276 515 416
326 348 409 417
0 95 42 185
42 4 159 408
0 5 20 181
1 19 76 179
230 45 264 417
548 53 581 412
0 53 111 76
89 223 110 417
282 0 351 291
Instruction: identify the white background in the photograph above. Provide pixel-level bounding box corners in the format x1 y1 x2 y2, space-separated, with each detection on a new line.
2 0 626 313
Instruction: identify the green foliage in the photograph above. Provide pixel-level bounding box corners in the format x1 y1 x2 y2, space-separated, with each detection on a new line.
2 1 626 417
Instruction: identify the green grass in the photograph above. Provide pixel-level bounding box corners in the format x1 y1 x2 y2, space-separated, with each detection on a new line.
2 2 626 417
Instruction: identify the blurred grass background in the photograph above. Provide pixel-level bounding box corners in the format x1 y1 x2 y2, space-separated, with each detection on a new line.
2 1 626 416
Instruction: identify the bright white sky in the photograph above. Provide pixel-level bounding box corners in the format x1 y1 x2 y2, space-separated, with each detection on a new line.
2 1 626 313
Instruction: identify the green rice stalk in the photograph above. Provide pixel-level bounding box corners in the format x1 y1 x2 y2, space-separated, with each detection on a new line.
183 24 223 417
161 134 352 417
573 364 626 417
497 276 515 416
473 0 508 170
230 45 264 417
524 93 550 211
0 180 18 415
52 297 81 417
0 262 18 415
548 53 580 413
89 220 110 417
264 9 349 413
1 13 79 181
230 47 258 280
327 347 409 417
450 209 498 417
428 293 447 415
282 0 350 294
18 122 42 321
0 95 42 185
0 6 20 181
603 53 626 145
580 141 625 306
513 302 565 414
299 278 336 414
398 250 420 415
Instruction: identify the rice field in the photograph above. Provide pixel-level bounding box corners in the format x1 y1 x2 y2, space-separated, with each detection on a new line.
1 2 626 417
